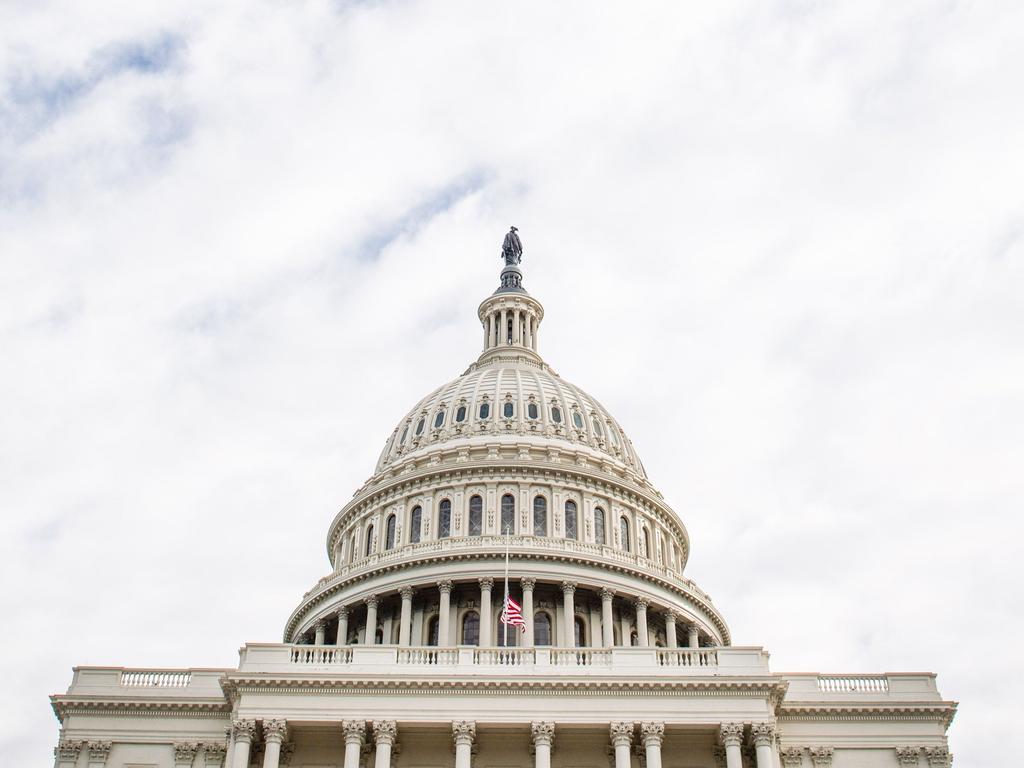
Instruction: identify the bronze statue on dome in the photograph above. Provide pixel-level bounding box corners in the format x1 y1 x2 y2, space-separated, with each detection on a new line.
501 226 522 266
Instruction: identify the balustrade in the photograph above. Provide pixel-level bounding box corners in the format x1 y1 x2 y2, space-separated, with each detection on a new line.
817 675 889 693
656 648 717 667
120 671 192 687
290 646 353 665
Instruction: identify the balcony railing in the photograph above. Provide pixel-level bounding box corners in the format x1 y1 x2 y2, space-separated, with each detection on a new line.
816 675 890 693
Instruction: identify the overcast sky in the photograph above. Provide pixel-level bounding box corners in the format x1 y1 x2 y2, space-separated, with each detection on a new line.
2 1 1022 765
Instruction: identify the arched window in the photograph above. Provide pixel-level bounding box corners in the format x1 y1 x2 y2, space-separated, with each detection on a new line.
479 401 491 419
620 517 630 552
348 533 357 562
427 616 439 646
497 623 519 646
410 506 422 543
564 500 578 540
642 527 651 558
462 611 480 646
385 514 397 550
500 494 515 535
375 627 384 644
594 507 606 545
365 524 375 556
574 617 586 648
551 406 562 424
438 499 452 539
433 409 446 429
527 402 539 419
533 496 548 536
455 405 467 422
468 495 483 536
415 417 425 436
534 612 552 646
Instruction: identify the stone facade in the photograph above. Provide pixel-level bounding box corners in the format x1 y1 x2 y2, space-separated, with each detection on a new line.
51 257 956 767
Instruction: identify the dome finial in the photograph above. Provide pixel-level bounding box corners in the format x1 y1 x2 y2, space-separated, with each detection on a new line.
501 226 523 266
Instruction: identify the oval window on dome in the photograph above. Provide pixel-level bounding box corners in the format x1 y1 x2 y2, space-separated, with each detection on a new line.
503 402 514 418
551 406 562 423
572 410 584 429
400 425 409 444
591 416 603 436
609 426 619 446
479 402 491 419
434 409 446 429
527 402 538 419
415 417 425 436
455 405 467 422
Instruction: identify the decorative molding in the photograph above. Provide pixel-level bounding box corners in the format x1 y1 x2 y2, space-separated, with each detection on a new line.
87 741 112 762
780 747 804 766
531 721 555 747
639 721 664 746
438 580 454 595
54 739 83 760
342 720 366 745
896 747 922 765
925 747 952 767
263 718 288 742
232 718 256 742
174 742 200 763
479 578 494 591
808 746 834 767
452 720 476 745
203 743 227 765
609 721 633 747
520 577 536 590
750 722 775 747
719 722 744 747
561 581 577 595
399 586 415 600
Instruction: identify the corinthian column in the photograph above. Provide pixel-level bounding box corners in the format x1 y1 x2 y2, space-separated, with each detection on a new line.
561 581 577 647
601 589 615 647
750 723 775 768
231 720 256 768
521 578 536 648
687 624 699 649
262 720 288 768
479 578 494 646
364 595 379 644
341 721 365 768
609 722 633 768
438 580 453 646
336 607 349 645
372 721 397 768
314 620 326 646
399 587 414 646
664 612 677 648
719 723 744 768
640 722 665 768
634 599 649 647
452 721 476 768
531 722 555 768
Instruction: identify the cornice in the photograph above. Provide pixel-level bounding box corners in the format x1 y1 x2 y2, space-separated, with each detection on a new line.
50 695 230 723
778 702 958 729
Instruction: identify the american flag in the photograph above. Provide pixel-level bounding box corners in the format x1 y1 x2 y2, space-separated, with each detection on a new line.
500 595 527 632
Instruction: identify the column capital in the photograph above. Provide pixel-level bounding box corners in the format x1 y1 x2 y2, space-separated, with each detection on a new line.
314 619 327 631
232 719 257 743
924 747 951 767
364 594 379 608
399 586 415 600
521 577 536 590
55 739 83 760
561 580 577 595
600 588 616 601
87 742 112 762
337 606 349 619
895 748 922 766
719 723 744 748
809 747 834 767
342 720 366 745
173 743 199 763
750 722 775 747
664 610 679 623
633 597 648 610
609 722 633 747
452 720 477 746
479 578 495 591
639 722 665 746
263 719 288 744
373 720 398 746
531 721 555 748
438 579 454 595
203 743 227 766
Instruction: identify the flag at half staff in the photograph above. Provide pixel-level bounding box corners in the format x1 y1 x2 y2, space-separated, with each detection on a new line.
500 595 527 633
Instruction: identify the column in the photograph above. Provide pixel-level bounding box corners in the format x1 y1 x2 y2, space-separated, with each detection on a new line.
665 612 677 649
524 314 532 349
719 723 744 768
262 720 287 768
314 620 326 646
634 599 649 647
601 589 615 647
231 720 256 768
531 722 555 768
521 578 535 648
688 624 699 649
438 580 453 645
484 315 491 349
452 721 476 768
640 723 665 768
479 578 494 646
399 587 414 646
750 724 775 768
341 721 365 768
609 723 632 768
500 309 507 343
336 607 349 645
513 309 521 344
561 581 577 647
365 595 379 645
174 744 199 768
373 721 397 768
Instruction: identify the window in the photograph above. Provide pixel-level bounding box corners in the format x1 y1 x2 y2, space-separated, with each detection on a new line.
592 416 603 436
438 499 452 538
620 516 630 552
551 406 562 424
415 417 425 436
527 402 539 419
564 500 578 540
434 410 446 429
609 426 620 446
534 612 552 646
479 402 491 419
468 495 483 536
455 405 467 422
400 425 409 444
503 401 514 418
574 617 586 648
365 524 375 556
500 494 515 534
410 506 422 543
348 533 356 562
385 514 397 550
533 496 548 536
427 616 439 646
572 410 584 429
497 623 519 646
594 507 606 545
642 527 651 558
462 611 480 646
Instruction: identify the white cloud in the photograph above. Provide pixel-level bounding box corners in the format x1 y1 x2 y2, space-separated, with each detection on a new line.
2 1 1022 764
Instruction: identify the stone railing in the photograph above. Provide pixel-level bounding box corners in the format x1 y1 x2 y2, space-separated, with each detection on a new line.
62 668 229 699
781 673 943 703
237 644 769 678
120 670 193 687
817 675 890 693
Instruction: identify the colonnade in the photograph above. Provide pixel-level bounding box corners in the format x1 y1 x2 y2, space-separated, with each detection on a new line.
484 305 539 352
229 719 778 768
306 578 709 649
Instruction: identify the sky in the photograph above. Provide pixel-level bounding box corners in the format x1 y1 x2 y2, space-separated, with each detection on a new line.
1 0 1022 765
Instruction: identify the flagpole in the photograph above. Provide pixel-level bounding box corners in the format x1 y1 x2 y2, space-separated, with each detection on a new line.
503 524 510 649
